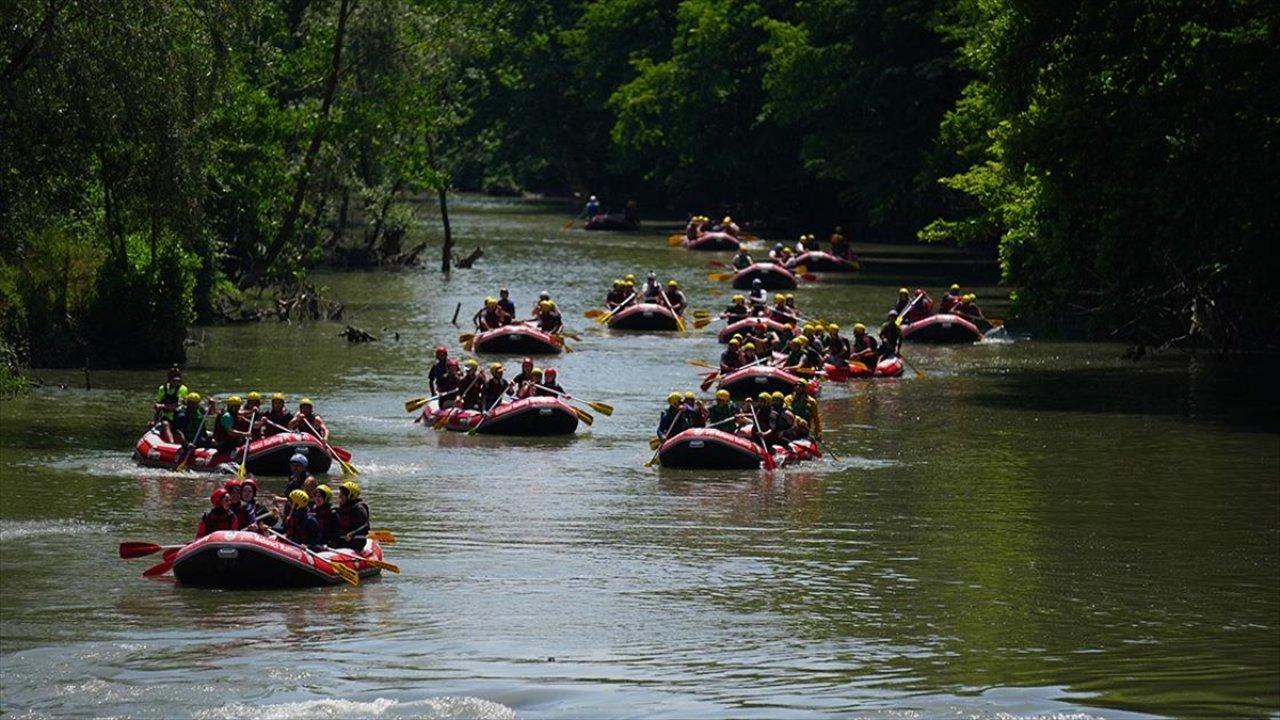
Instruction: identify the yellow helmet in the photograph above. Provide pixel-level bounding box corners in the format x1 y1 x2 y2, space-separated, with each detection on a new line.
539 300 553 309
968 293 977 301
485 297 497 307
225 395 243 406
758 392 771 401
899 287 909 294
289 489 309 508
789 337 802 346
625 280 635 287
625 274 636 282
531 368 543 377
683 391 695 401
950 283 961 291
827 323 839 332
743 342 756 350
185 392 201 403
723 216 732 223
613 278 623 286
299 397 313 407
271 392 285 401
732 294 744 303
853 323 866 333
731 333 744 342
774 294 785 303
667 392 681 405
771 391 785 401
729 338 740 346
489 362 503 372
667 279 678 288
715 389 730 400
798 336 811 346
784 293 794 300
464 359 479 368
341 480 360 499
315 484 333 502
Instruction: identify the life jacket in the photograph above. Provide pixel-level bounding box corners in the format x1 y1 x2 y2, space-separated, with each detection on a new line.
232 502 256 530
481 377 508 407
482 307 504 327
939 292 962 314
769 306 793 323
658 407 688 437
294 412 324 438
724 304 748 317
461 373 484 408
606 289 629 306
197 507 238 538
436 371 461 394
537 311 562 333
264 408 294 435
731 254 753 270
285 507 318 545
212 410 237 443
643 282 661 299
336 500 370 538
707 402 738 427
852 333 878 354
720 347 742 370
313 503 341 545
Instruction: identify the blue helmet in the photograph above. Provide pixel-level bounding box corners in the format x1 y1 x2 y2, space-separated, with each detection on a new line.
289 453 309 469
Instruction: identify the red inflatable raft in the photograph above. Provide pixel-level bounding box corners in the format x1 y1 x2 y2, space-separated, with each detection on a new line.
472 323 563 354
901 313 983 344
133 427 343 475
607 302 682 331
823 356 905 380
171 531 383 588
731 263 798 290
420 396 580 435
658 428 822 469
787 251 859 273
717 365 819 399
683 232 740 251
717 317 789 343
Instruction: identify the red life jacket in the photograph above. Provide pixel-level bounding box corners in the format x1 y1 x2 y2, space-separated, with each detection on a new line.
196 508 238 538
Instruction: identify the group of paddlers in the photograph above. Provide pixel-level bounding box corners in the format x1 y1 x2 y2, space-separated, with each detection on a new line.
685 214 742 238
602 273 688 315
719 230 856 270
472 287 564 335
152 367 330 452
891 284 988 328
423 348 569 415
195 463 371 552
656 385 822 448
714 293 895 373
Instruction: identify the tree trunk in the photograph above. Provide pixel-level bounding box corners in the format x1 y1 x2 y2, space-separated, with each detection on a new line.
424 134 452 274
248 0 353 286
365 177 404 253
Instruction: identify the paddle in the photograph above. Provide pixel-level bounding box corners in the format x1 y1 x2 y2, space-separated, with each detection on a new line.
301 416 359 476
144 552 180 577
563 219 576 229
667 234 685 246
747 405 777 471
687 359 715 370
692 309 712 318
174 407 209 472
644 408 685 467
657 290 686 333
551 333 575 353
534 385 612 416
810 434 840 462
583 308 605 319
119 541 186 559
265 528 359 586
693 316 723 330
894 293 924 327
596 293 636 324
405 391 449 413
707 271 735 282
368 529 396 544
708 259 730 270
898 353 926 379
235 411 258 478
433 376 482 429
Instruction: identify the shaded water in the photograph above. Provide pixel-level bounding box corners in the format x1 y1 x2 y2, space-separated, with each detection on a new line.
2 196 1277 718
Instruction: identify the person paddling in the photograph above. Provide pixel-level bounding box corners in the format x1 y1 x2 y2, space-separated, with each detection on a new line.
473 297 509 331
460 360 485 409
720 338 744 373
531 291 553 318
535 300 563 335
747 279 768 310
283 489 320 548
641 273 661 301
336 481 370 551
279 453 314 512
153 367 188 442
196 488 239 538
428 346 451 396
605 279 630 309
953 293 986 325
238 478 267 533
172 392 211 448
878 311 902 356
212 396 250 452
661 280 687 316
938 283 963 314
263 393 294 436
786 383 821 440
830 227 852 260
722 295 749 320
538 368 565 397
312 484 342 548
730 248 753 271
482 363 510 409
288 398 328 442
657 392 690 440
707 389 740 428
850 323 880 364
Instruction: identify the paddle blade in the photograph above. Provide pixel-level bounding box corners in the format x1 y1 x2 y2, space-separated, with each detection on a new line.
799 273 817 282
563 220 575 229
463 338 475 352
687 359 715 369
574 408 594 426
644 452 660 467
329 559 359 586
368 530 397 544
667 234 684 246
707 272 733 282
699 374 718 392
693 309 712 318
562 342 575 353
367 558 400 573
648 436 661 450
675 317 687 333
707 260 728 270
236 462 247 479
694 318 713 329
119 542 162 559
583 309 604 319
586 400 614 416
339 458 360 477
404 397 429 413
433 413 451 430
458 333 474 344
143 557 174 577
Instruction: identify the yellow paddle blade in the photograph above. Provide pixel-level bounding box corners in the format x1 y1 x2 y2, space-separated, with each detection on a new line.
463 337 475 352
694 317 713 329
667 234 684 246
586 400 614 416
693 309 711 318
583 309 604 319
648 436 661 450
365 557 400 573
458 333 474 343
563 220 575 229
575 408 594 426
236 463 247 478
676 317 687 333
368 530 396 544
331 560 359 586
688 359 715 369
339 458 360 476
404 397 429 412
707 272 733 282
433 413 452 430
793 265 807 275
562 341 575 353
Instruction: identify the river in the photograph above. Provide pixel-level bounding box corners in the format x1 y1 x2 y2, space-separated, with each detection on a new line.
1 196 1277 719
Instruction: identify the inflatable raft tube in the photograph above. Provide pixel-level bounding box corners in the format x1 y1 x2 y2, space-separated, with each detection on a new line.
731 263 797 290
658 428 769 469
133 428 337 475
901 314 983 344
823 356 905 380
472 323 563 354
607 303 681 331
787 251 859 273
684 232 740 251
171 531 383 588
717 317 789 343
716 366 818 399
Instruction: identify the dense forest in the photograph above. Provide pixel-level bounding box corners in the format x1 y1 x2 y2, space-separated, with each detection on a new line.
2 0 1276 381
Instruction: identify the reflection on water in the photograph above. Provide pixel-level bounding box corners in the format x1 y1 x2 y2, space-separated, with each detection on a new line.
1 195 1277 719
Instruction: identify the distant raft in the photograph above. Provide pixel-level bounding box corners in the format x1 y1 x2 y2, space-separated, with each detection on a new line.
607 302 682 331
716 365 820 399
472 323 564 354
823 356 905 380
171 531 383 588
657 428 822 469
683 232 740 251
731 263 798 290
787 251 859 273
901 313 983 344
420 396 580 436
133 427 341 475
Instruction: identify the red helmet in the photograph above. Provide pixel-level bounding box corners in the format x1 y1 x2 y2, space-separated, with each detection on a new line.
240 477 259 495
435 345 447 357
447 358 459 367
210 488 228 507
544 368 557 378
223 479 242 494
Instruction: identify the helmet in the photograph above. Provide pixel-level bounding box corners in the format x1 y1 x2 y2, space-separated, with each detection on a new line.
968 293 978 301
647 272 656 279
722 216 732 223
625 280 635 287
784 293 795 300
950 283 961 291
290 453 309 469
752 279 762 288
499 287 509 295
548 301 557 309
539 300 552 310
521 357 533 367
758 392 771 401
729 338 740 346
436 345 448 357
531 368 543 377
271 392 285 401
210 488 228 507
613 279 623 287
545 368 557 378
789 337 802 346
773 243 784 251
732 295 744 303
485 297 497 307
223 479 242 493
731 334 743 342
447 358 459 367
341 480 360 499
464 359 478 369
247 391 261 402
774 294 785 303
887 310 898 319
771 391 785 402
797 336 810 346
240 477 258 495
715 389 730 401
827 324 839 332
589 195 597 201
853 323 867 333
225 395 243 407
744 342 756 351
489 362 503 372
682 391 695 401
185 392 201 403
624 274 635 282
667 392 681 406
315 484 333 502
899 287 909 294
289 489 309 508
298 398 313 408
667 280 678 288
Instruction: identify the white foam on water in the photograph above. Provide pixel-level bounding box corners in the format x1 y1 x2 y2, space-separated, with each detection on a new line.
0 518 112 542
193 697 516 720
